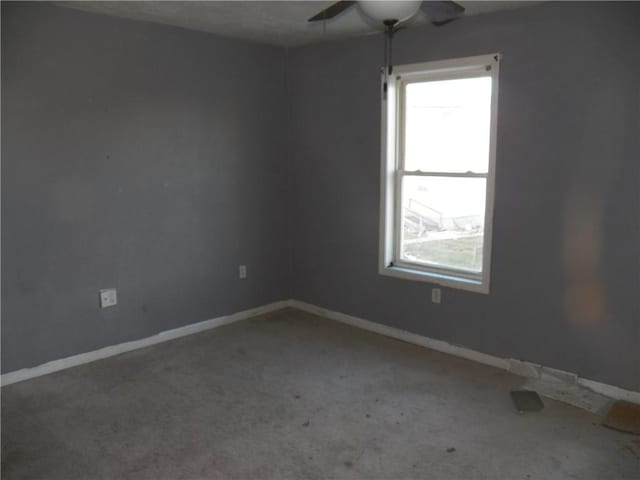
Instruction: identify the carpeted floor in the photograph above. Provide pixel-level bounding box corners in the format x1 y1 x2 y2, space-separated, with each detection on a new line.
2 308 638 479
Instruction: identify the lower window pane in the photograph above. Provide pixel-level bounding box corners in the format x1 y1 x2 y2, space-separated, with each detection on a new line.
400 176 486 272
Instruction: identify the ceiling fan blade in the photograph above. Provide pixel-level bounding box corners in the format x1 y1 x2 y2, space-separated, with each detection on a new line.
307 1 357 22
420 1 465 26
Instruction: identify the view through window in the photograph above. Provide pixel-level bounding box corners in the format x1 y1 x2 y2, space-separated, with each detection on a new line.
400 76 491 272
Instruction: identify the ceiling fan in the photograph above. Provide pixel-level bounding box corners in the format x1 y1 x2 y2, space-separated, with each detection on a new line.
307 1 466 28
308 1 465 99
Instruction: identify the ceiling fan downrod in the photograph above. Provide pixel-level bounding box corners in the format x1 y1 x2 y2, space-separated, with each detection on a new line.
383 19 398 100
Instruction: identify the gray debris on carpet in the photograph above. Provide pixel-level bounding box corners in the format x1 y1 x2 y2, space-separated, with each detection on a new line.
510 390 544 412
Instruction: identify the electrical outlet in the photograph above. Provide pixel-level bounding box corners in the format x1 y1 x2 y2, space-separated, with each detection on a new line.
100 288 117 308
431 288 441 304
239 265 247 279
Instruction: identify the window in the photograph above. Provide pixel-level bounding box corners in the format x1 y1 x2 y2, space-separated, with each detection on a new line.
379 54 500 293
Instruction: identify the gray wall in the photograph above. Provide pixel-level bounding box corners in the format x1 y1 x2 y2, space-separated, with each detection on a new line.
288 3 640 391
3 2 639 392
1 3 290 373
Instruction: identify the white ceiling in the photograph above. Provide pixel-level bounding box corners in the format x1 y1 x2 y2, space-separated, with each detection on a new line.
58 1 540 47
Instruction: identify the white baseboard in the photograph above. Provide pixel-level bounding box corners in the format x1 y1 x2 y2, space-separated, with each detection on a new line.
289 300 510 370
1 300 290 387
4 298 639 405
290 300 640 405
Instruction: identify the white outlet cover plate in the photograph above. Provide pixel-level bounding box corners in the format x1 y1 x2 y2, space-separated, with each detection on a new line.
431 288 441 304
100 289 117 308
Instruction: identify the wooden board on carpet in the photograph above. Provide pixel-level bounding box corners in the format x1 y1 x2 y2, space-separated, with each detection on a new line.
602 400 640 435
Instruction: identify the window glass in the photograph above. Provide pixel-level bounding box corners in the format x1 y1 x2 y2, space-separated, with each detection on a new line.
404 76 492 173
400 176 486 272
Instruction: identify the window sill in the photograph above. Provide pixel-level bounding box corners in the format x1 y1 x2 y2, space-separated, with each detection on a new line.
379 265 489 294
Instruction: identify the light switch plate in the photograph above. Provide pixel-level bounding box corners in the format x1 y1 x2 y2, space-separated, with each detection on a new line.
100 289 117 308
239 265 247 279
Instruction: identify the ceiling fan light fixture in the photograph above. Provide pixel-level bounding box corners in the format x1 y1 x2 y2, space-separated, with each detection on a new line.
358 0 422 24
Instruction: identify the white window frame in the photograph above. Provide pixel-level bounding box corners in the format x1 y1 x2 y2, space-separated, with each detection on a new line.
379 53 501 294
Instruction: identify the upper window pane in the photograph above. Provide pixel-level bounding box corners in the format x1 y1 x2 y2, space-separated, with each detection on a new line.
404 76 492 173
